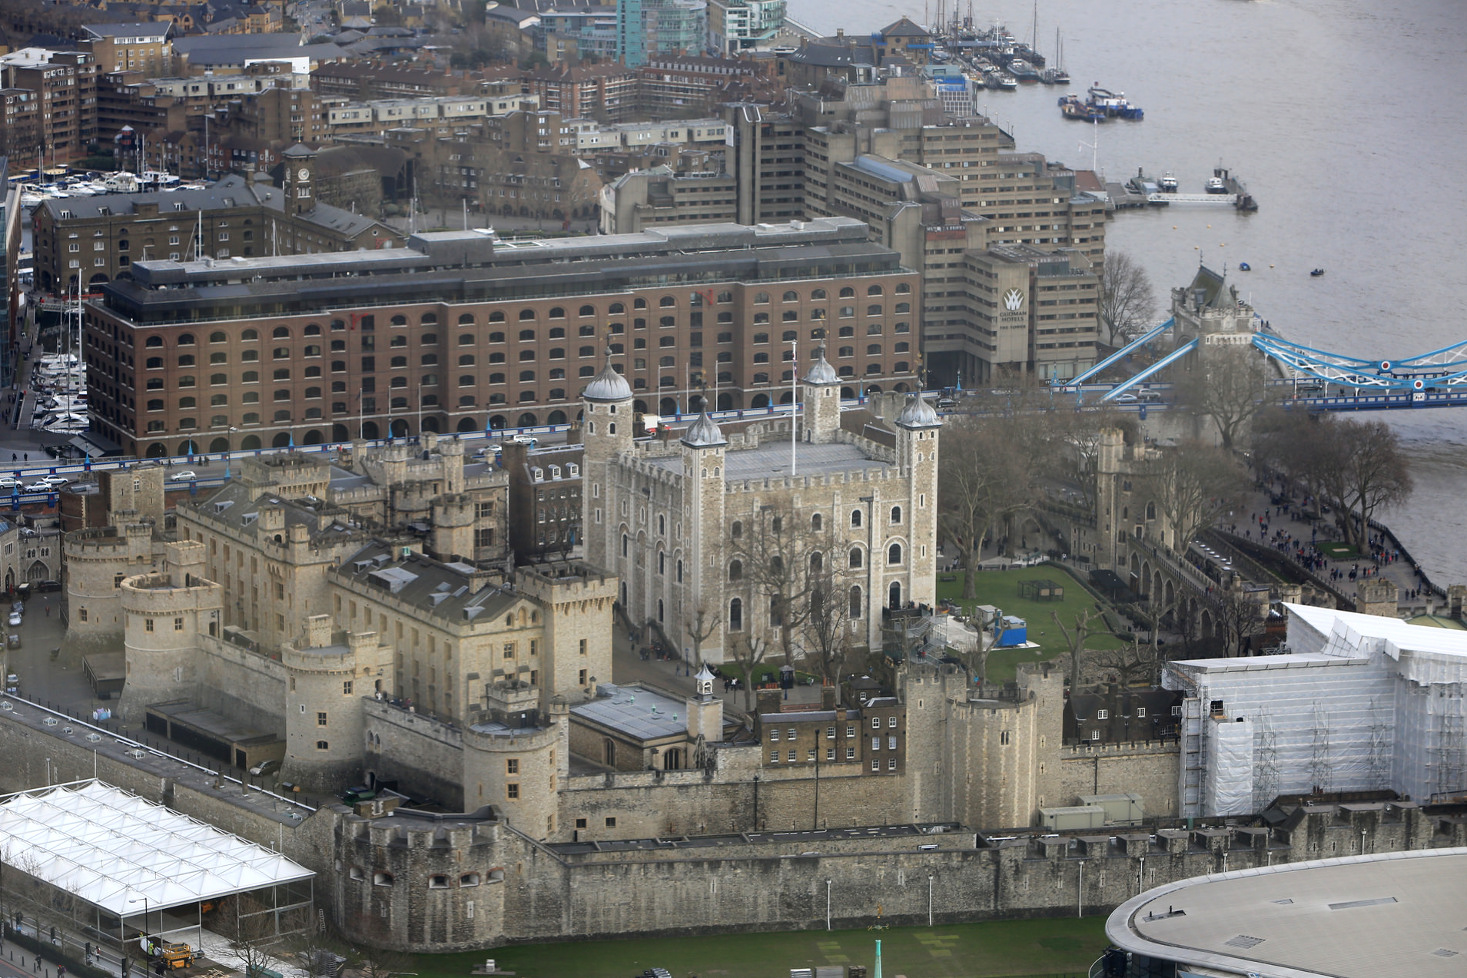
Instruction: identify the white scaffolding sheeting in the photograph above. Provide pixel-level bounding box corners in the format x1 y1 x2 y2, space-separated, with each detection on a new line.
1165 604 1467 816
1203 717 1255 816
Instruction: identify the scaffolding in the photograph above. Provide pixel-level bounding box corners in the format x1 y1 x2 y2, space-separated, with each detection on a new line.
1309 701 1332 795
1368 697 1391 791
1254 705 1280 812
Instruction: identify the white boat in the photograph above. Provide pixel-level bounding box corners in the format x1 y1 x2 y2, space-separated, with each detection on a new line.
1159 171 1179 192
1205 175 1228 194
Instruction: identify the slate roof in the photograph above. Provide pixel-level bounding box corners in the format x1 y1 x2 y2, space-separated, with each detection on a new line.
334 540 523 626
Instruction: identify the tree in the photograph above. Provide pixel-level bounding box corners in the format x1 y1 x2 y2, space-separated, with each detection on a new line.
1138 439 1250 553
732 504 819 667
938 413 1046 600
725 632 770 712
212 895 285 978
1098 251 1157 346
1090 640 1166 687
1210 585 1268 657
683 600 721 669
802 552 853 686
1176 344 1273 449
1317 418 1413 551
1051 608 1095 690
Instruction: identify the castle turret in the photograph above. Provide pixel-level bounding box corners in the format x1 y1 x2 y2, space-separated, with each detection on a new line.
680 409 728 662
580 349 634 572
893 393 941 611
430 494 476 564
685 664 723 748
801 344 842 444
118 540 223 722
461 680 566 841
283 615 387 791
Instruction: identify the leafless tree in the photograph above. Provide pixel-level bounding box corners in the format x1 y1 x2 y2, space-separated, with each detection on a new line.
801 553 854 686
1138 440 1250 553
1051 608 1095 690
1098 251 1157 346
1175 344 1274 449
1316 418 1413 552
1090 640 1166 688
938 413 1046 600
1046 406 1136 514
683 600 721 669
1209 585 1268 657
1253 412 1412 551
731 504 820 668
725 632 770 712
212 894 296 978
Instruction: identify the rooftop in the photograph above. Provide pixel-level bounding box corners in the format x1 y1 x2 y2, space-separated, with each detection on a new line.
572 683 686 741
1107 848 1467 978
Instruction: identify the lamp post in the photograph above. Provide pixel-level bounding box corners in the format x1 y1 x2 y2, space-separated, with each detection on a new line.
127 895 150 941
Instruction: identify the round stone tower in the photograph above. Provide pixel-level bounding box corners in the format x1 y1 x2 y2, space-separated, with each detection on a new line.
460 683 568 841
118 540 222 722
64 521 154 639
283 614 379 791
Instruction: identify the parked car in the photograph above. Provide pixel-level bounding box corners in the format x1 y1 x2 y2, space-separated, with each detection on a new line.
35 580 61 592
340 785 376 804
249 758 282 777
6 612 19 627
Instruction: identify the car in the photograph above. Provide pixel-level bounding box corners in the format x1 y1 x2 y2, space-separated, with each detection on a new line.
38 475 69 487
1113 393 1139 404
6 613 19 627
35 580 61 593
1137 390 1164 403
0 478 20 489
249 758 282 777
340 785 377 804
170 470 198 482
508 435 538 447
23 482 53 493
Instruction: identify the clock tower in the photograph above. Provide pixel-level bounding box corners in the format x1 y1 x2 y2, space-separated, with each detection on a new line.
282 143 316 216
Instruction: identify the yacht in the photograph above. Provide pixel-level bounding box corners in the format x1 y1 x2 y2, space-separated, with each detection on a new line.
1159 171 1179 192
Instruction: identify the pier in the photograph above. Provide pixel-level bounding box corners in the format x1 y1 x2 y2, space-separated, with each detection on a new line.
1147 192 1239 205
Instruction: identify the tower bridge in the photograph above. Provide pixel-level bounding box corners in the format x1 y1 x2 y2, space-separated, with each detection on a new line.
1063 266 1467 411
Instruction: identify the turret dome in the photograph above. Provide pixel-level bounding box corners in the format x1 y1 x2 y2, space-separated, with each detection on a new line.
801 344 841 386
680 409 727 448
582 349 632 402
895 392 941 429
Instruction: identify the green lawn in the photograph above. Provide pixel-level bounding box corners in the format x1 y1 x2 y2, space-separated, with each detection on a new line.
1315 541 1359 560
419 917 1108 978
936 566 1128 683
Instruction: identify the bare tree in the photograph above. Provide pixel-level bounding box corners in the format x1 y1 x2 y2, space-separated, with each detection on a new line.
1317 418 1413 552
1046 406 1136 514
1209 585 1268 657
1138 440 1250 553
1098 251 1157 346
1051 609 1095 690
212 894 298 978
1254 412 1412 551
1176 344 1273 449
683 600 721 669
1090 640 1166 687
802 553 853 686
938 414 1045 600
725 632 770 712
732 505 819 667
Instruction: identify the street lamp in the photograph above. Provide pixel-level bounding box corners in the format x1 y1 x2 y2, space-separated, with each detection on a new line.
127 895 150 940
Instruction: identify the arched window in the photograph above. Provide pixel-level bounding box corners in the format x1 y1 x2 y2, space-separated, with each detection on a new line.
782 290 799 302
851 509 862 528
729 597 743 631
208 331 227 343
849 548 863 569
728 559 742 581
519 310 536 321
849 586 863 619
659 295 676 307
867 285 884 296
888 543 903 565
731 520 742 538
622 534 629 557
273 326 290 339
811 513 822 531
890 505 902 525
809 551 823 572
241 329 258 341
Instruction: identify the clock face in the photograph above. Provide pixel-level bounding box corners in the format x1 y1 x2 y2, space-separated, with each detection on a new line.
297 167 310 181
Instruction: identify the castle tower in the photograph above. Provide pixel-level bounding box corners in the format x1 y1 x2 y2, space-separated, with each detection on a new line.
460 682 566 841
1356 579 1400 619
64 521 156 639
118 540 223 722
516 562 617 708
680 409 728 662
430 494 476 564
684 664 723 747
893 393 941 612
283 615 385 791
801 344 842 445
580 349 634 574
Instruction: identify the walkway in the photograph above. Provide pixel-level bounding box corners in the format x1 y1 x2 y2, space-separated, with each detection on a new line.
1218 475 1438 617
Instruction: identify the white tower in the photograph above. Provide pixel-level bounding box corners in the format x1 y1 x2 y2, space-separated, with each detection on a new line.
580 349 634 572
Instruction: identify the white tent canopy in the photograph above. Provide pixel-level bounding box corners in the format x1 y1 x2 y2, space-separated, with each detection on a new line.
0 781 313 916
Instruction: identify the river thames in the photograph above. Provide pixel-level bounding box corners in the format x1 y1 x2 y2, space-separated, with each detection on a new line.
790 0 1467 586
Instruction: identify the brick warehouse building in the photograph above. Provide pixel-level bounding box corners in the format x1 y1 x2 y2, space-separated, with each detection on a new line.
82 218 921 458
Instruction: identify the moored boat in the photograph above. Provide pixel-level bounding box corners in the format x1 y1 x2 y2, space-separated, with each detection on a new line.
1159 171 1178 192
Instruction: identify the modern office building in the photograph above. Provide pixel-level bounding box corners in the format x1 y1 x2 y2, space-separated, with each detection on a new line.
616 0 708 67
82 217 919 458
